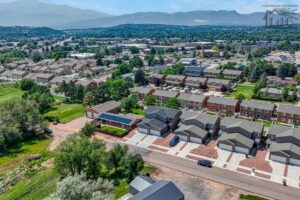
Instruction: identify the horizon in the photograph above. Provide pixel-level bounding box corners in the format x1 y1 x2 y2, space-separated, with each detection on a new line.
0 0 299 15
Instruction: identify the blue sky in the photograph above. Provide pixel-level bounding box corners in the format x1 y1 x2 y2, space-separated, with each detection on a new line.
1 0 300 15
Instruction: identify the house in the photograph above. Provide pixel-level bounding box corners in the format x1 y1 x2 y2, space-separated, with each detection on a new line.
137 106 182 136
131 86 154 100
240 100 275 120
86 101 121 119
49 76 73 86
180 58 197 65
267 125 300 166
148 74 166 85
75 79 98 89
218 118 264 154
36 73 55 84
184 77 207 89
222 69 242 80
207 96 239 116
267 76 297 86
277 104 300 126
165 75 187 87
11 70 28 80
152 90 179 104
203 68 222 78
129 176 184 200
206 78 231 92
177 93 209 111
175 111 220 144
97 113 142 130
197 49 220 58
259 88 293 100
184 65 204 77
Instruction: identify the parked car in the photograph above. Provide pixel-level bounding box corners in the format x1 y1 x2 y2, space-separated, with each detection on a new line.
169 136 180 147
197 160 212 168
44 128 53 134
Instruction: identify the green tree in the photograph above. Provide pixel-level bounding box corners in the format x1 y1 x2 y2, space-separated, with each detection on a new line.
106 144 128 174
235 94 246 101
19 79 36 91
45 173 114 200
31 51 43 62
84 92 96 108
144 95 156 106
129 46 139 54
80 123 97 137
121 94 138 113
294 74 300 84
123 154 144 182
281 87 289 101
164 98 181 109
134 69 147 85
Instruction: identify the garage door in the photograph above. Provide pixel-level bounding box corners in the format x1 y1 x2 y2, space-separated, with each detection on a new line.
177 134 188 141
138 128 148 134
270 154 287 164
150 130 161 136
218 143 233 151
190 137 202 144
289 158 300 166
235 146 249 154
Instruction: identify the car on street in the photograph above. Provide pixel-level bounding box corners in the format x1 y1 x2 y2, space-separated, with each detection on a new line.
197 159 212 168
169 135 180 147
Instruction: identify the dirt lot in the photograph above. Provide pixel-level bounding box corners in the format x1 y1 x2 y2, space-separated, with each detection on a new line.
150 164 270 200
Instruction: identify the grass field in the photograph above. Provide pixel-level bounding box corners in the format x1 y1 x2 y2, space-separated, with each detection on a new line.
0 135 52 172
0 168 59 200
44 103 85 123
0 85 24 103
226 84 255 99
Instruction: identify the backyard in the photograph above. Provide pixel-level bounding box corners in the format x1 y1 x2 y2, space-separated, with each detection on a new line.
44 103 85 124
226 83 254 99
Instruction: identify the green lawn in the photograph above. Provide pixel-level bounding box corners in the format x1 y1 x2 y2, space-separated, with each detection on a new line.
0 135 52 172
44 103 85 123
98 126 128 136
131 108 145 116
240 194 268 200
226 84 254 99
114 180 130 199
0 85 24 103
0 168 59 200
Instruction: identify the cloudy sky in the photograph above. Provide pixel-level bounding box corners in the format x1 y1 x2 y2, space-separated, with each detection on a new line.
1 0 299 15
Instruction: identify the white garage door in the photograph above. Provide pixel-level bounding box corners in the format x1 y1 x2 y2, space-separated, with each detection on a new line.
270 154 287 164
138 128 148 134
235 146 249 154
177 134 188 141
218 143 233 151
289 158 300 166
190 137 202 144
150 130 161 136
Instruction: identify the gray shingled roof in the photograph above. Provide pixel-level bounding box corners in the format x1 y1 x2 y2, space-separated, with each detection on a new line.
137 118 168 131
182 112 219 125
221 117 264 134
277 104 300 116
223 69 242 76
208 96 238 106
270 142 300 157
206 78 231 85
132 86 153 95
219 131 255 148
177 93 206 103
268 124 300 141
240 99 275 111
185 77 207 84
130 180 184 200
130 176 155 193
145 106 181 119
203 68 222 74
175 124 208 138
153 90 179 98
88 101 120 114
166 74 186 80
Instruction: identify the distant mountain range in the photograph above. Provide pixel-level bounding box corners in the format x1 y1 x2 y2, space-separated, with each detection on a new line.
0 0 299 29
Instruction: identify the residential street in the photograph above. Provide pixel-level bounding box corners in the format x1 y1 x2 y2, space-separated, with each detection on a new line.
107 140 300 200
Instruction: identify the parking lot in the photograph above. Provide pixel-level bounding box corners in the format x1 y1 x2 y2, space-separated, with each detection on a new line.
122 129 300 189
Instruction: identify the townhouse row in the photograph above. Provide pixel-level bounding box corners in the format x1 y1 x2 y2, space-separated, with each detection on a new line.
132 86 300 125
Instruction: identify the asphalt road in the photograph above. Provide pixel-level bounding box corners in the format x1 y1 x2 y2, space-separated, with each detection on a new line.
107 141 300 200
